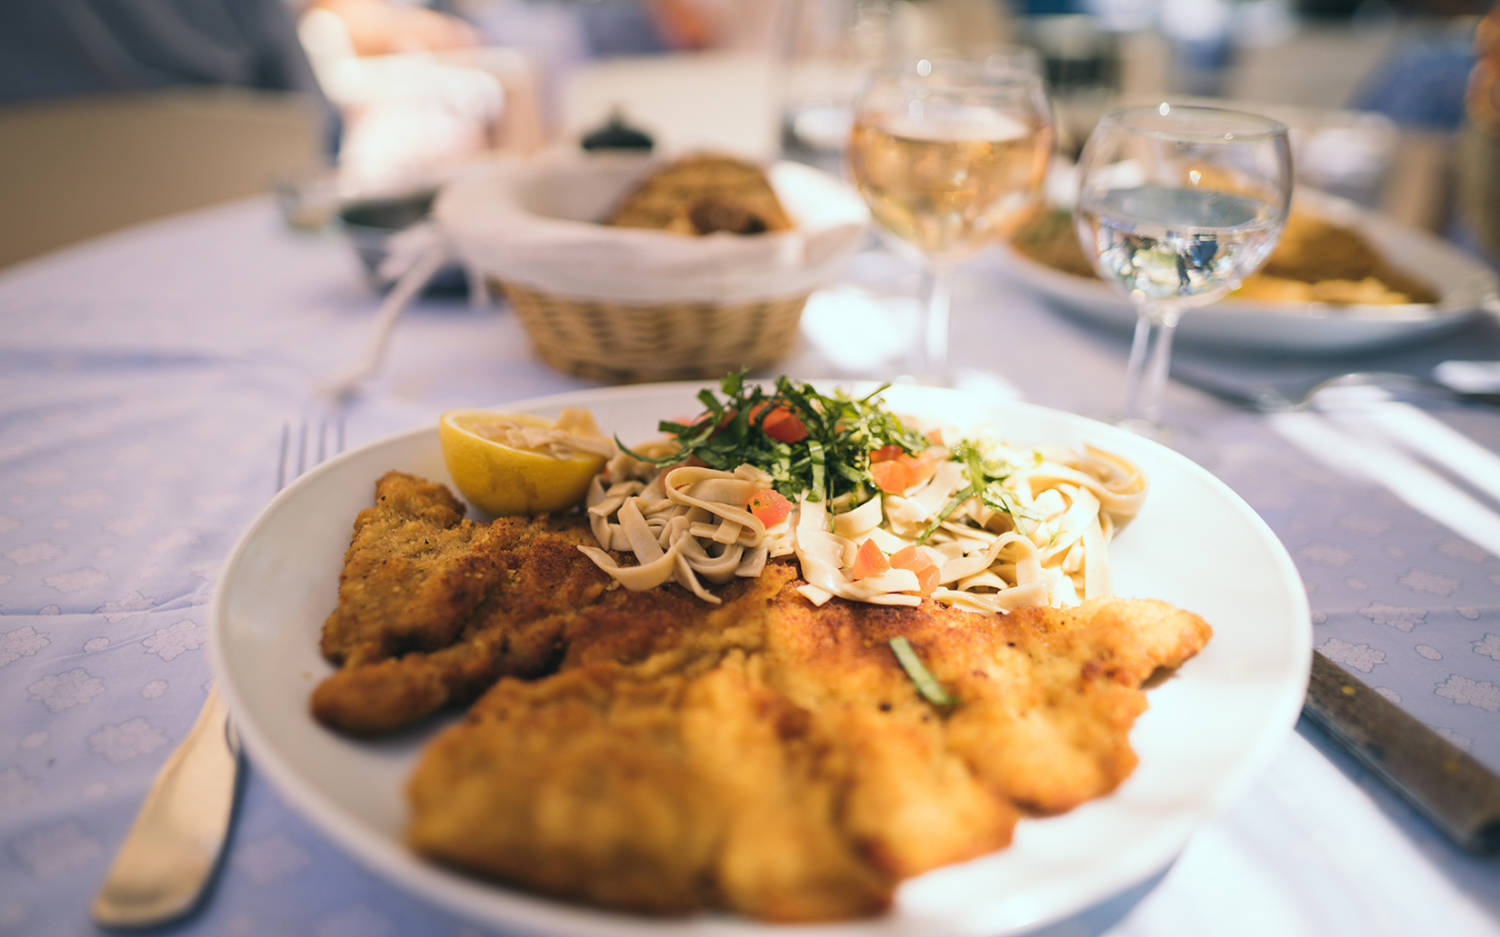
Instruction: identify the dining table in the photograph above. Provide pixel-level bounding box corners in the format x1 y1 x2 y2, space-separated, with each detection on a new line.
1 186 1499 937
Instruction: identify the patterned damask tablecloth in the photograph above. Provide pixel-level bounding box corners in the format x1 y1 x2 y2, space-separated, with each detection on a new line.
1200 399 1500 755
0 199 1497 937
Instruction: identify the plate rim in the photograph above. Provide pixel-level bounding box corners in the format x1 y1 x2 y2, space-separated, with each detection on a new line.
208 382 1312 937
995 188 1496 345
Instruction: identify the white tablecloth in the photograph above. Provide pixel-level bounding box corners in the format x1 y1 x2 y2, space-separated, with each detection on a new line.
0 198 1497 937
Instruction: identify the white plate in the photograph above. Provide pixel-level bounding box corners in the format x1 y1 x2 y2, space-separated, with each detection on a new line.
210 383 1311 937
993 190 1498 354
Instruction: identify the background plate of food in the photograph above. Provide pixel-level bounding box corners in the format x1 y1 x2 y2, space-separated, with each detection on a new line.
210 380 1310 937
998 187 1498 354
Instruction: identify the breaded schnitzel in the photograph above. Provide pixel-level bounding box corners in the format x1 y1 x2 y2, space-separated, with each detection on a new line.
313 471 774 734
315 472 1212 920
406 562 1210 920
313 472 613 734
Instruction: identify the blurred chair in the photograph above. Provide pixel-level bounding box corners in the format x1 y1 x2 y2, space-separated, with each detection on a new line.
0 89 322 268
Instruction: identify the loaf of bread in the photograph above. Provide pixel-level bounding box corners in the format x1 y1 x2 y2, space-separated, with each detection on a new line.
606 154 793 236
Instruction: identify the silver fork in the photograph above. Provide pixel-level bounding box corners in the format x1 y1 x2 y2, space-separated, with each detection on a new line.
1173 366 1500 413
92 415 345 929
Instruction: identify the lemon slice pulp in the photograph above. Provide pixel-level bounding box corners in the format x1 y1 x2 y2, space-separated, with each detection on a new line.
439 409 609 515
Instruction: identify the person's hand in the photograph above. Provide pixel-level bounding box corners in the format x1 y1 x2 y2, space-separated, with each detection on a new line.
312 0 478 57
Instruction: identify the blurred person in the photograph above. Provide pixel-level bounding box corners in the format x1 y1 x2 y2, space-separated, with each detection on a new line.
0 0 489 172
315 0 477 56
1459 2 1500 258
0 1 317 104
1350 17 1478 130
636 0 1009 57
0 0 476 105
558 0 782 57
297 1 510 190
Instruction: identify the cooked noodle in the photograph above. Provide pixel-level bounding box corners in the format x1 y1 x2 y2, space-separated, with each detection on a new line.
580 424 1146 613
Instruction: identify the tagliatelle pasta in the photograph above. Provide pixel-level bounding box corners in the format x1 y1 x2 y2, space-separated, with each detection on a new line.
579 414 1147 613
579 461 798 605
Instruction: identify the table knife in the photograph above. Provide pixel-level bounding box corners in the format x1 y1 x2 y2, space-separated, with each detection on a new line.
1304 651 1500 855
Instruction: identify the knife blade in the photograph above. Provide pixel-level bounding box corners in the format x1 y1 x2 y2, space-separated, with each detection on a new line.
1304 650 1500 855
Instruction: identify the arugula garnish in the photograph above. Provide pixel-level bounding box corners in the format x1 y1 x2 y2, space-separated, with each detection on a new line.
915 439 1023 543
890 636 955 707
623 371 929 504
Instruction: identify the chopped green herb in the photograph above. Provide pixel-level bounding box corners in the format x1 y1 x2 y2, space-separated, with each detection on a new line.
915 440 1023 543
889 636 955 707
914 485 970 543
622 370 929 504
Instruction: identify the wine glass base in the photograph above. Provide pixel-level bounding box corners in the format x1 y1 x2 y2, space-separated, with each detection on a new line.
1114 415 1161 437
1114 415 1217 465
895 366 954 388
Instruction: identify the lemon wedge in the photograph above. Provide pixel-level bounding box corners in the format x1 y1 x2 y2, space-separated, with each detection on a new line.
439 409 610 515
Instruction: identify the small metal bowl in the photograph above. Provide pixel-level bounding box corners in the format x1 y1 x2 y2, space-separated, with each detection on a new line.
336 190 469 295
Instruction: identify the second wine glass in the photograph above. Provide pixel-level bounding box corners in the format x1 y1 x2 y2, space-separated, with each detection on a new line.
847 55 1053 381
1075 104 1293 434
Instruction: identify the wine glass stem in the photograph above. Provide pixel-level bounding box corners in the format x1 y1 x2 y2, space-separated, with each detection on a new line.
1122 302 1181 427
920 264 953 380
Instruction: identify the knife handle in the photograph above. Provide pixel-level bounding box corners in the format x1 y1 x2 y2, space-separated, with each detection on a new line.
1304 652 1500 855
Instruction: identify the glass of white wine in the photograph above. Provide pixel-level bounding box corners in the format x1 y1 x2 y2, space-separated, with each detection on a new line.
847 55 1053 381
1075 103 1293 433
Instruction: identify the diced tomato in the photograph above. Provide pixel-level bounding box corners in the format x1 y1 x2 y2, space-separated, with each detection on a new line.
685 400 811 444
872 445 937 488
749 401 808 444
889 544 925 569
683 409 731 434
903 449 939 487
763 408 808 443
849 538 891 580
912 564 941 595
747 488 792 527
890 545 940 595
870 458 913 494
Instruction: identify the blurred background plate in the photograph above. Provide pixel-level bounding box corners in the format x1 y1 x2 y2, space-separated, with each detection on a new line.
994 187 1498 355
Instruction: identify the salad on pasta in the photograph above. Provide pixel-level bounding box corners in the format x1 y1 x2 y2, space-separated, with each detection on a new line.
577 373 1146 614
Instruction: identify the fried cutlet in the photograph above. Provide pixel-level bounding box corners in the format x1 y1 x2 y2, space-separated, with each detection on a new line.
407 563 1212 921
316 472 1212 920
312 471 788 735
312 471 616 735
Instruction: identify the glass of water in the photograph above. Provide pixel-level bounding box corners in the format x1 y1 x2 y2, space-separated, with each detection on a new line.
1075 103 1292 433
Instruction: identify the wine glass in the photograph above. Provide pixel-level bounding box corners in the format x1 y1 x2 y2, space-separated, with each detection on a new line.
847 55 1053 381
1075 103 1293 433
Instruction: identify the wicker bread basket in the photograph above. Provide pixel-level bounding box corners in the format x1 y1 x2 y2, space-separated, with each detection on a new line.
499 283 808 383
432 153 868 383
